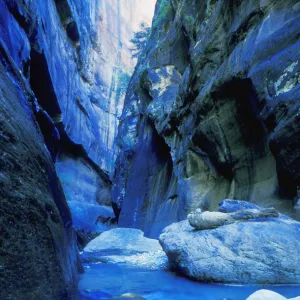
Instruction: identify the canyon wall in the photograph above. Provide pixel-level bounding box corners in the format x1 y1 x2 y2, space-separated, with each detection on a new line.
52 0 156 231
0 0 156 297
0 1 81 298
113 0 300 237
0 0 156 232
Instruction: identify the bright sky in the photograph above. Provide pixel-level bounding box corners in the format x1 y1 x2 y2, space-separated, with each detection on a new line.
132 0 157 30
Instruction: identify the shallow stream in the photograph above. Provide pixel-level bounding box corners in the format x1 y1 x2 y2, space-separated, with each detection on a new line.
78 263 300 300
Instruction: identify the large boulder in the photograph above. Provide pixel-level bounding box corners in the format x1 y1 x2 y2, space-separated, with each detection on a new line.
82 228 168 270
159 201 300 284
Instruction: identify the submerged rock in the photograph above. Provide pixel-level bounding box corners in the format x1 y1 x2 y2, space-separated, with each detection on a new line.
160 201 300 284
111 293 145 299
82 228 168 270
246 289 300 300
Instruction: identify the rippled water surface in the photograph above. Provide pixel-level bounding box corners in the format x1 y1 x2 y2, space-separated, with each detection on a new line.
79 263 300 300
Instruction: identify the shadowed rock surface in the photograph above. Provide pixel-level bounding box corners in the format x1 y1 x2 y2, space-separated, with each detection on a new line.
0 28 80 300
0 0 155 298
113 0 300 238
0 0 156 239
159 201 300 284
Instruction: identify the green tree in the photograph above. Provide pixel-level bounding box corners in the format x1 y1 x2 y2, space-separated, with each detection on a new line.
130 22 151 59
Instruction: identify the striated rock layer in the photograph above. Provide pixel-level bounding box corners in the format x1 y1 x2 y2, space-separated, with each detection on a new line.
113 0 300 237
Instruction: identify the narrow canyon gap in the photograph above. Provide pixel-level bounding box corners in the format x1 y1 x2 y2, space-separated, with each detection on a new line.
0 0 299 299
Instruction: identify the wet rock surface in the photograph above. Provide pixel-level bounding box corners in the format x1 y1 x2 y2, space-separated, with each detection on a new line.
113 0 300 237
159 201 300 284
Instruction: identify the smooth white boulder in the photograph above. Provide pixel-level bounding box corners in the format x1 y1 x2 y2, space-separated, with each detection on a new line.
82 228 168 270
246 290 287 300
246 289 300 300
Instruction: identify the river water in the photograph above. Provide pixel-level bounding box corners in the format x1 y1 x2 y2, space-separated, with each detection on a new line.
78 263 300 300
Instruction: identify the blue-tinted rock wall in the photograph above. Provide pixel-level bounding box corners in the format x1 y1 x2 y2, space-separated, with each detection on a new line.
0 1 81 297
0 0 156 296
114 0 300 237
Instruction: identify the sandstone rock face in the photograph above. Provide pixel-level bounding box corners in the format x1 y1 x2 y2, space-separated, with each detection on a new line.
82 228 168 270
0 9 80 299
0 0 156 297
56 0 156 173
55 157 113 232
52 0 155 229
159 201 300 284
33 0 155 218
113 0 300 237
0 0 156 235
